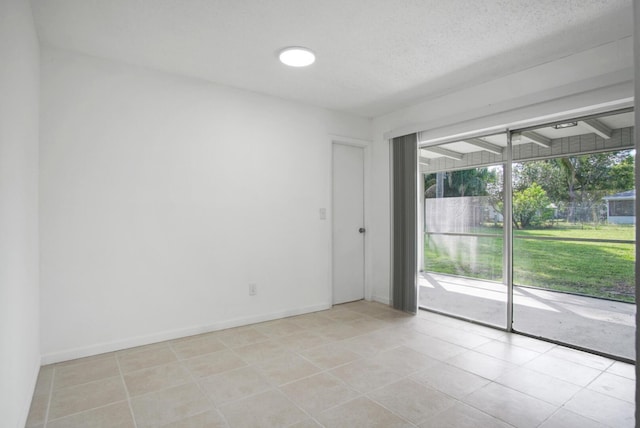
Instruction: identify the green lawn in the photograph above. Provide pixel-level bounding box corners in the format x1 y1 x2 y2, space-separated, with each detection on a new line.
424 224 635 302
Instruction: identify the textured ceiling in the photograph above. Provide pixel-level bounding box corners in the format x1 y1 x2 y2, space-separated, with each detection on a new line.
31 0 633 118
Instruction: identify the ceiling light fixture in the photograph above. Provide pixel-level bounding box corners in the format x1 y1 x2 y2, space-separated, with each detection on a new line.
278 47 315 67
553 121 578 129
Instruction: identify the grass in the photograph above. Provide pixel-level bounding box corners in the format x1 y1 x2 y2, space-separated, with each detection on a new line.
424 224 635 302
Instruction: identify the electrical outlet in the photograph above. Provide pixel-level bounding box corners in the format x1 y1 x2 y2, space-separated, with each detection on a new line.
249 283 257 296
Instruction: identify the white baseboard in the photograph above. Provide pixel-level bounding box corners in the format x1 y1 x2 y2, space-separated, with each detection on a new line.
41 303 331 365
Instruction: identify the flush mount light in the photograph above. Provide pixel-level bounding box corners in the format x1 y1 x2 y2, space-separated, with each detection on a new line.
278 47 315 67
553 121 578 129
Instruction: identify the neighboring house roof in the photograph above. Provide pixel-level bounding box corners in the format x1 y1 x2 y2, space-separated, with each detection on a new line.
603 189 635 201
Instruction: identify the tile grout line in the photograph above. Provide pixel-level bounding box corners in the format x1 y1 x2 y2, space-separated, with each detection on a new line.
36 303 634 427
42 360 117 391
361 371 426 428
508 347 606 387
114 352 139 428
280 346 430 426
169 342 233 427
280 311 384 428
426 376 519 428
117 349 209 421
274 384 321 427
584 370 637 404
440 341 631 423
223 324 373 427
274 347 362 422
450 381 520 428
490 373 583 409
536 407 567 428
274 308 616 426
207 310 392 423
42 366 55 428
44 400 131 425
119 344 181 375
416 346 570 425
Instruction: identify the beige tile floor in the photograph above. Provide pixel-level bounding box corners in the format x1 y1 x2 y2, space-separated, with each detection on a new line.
26 301 635 428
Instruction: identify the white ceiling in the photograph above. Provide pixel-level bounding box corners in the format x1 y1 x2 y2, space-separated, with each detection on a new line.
30 0 633 118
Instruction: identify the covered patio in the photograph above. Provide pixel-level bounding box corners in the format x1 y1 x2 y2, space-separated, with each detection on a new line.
419 272 636 361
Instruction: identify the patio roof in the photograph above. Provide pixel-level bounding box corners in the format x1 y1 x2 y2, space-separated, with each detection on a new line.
603 189 635 200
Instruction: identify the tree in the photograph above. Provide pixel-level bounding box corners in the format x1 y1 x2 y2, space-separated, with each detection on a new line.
425 168 496 198
512 150 634 224
512 183 551 229
555 151 635 223
513 161 565 201
609 154 635 191
445 168 491 197
425 149 633 227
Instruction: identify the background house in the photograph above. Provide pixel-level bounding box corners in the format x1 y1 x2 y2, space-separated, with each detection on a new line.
604 189 636 224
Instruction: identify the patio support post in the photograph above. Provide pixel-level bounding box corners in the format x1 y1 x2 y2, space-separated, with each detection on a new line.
505 130 514 332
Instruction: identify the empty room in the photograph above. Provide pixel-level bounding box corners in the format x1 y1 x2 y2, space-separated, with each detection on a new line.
2 0 638 427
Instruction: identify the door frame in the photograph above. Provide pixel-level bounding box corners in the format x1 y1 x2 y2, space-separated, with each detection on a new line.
329 135 372 305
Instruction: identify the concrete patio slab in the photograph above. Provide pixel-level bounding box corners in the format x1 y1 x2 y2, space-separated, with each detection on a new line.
419 272 635 361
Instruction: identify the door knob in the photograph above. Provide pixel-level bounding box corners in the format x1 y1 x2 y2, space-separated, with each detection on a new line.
359 228 366 233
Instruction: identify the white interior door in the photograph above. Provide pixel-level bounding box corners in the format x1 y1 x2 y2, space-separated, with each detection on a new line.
332 143 365 304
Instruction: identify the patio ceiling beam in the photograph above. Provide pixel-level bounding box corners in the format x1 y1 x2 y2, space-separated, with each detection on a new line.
521 131 552 148
464 138 504 155
419 156 430 166
421 146 464 161
580 118 612 139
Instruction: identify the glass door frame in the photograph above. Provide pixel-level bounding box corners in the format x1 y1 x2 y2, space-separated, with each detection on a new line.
418 107 635 363
506 108 635 363
419 131 510 330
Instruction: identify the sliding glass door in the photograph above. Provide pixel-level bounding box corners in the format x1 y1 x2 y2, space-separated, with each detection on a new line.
419 134 508 328
510 110 636 361
418 109 635 361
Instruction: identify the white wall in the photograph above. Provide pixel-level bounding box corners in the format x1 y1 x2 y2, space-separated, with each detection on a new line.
370 38 634 305
40 48 371 363
0 0 40 426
